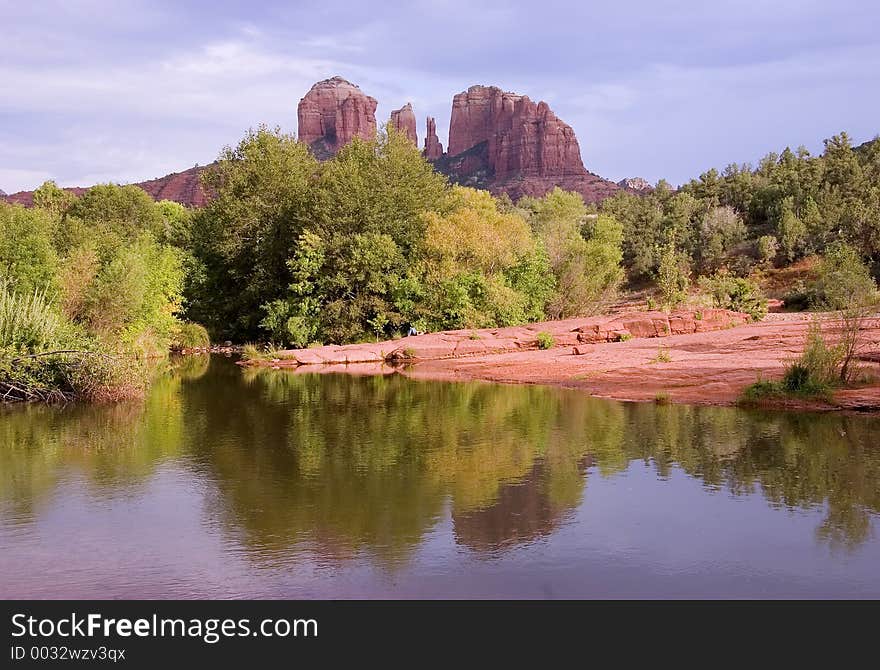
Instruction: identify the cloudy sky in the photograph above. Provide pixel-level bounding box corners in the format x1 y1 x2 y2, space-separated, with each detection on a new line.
2 0 878 194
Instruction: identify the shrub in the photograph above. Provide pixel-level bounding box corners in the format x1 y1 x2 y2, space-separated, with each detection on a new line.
811 243 878 311
0 285 65 353
699 272 768 321
809 246 879 383
757 235 778 265
170 322 210 350
781 281 817 311
241 343 267 362
794 321 842 387
65 352 148 402
740 321 842 402
536 331 555 349
657 241 690 309
651 346 672 363
780 363 826 395
740 379 782 403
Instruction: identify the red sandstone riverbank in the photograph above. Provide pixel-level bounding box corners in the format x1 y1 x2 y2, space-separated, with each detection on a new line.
243 310 880 412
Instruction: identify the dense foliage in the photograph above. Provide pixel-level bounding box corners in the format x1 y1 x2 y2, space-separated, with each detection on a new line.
0 184 192 400
191 126 624 345
4 124 878 401
601 133 880 283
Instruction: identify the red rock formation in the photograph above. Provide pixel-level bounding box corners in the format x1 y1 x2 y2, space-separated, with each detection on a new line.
390 102 417 144
136 165 211 207
3 78 626 210
423 116 444 161
617 177 653 193
441 84 620 203
297 76 377 159
251 309 750 367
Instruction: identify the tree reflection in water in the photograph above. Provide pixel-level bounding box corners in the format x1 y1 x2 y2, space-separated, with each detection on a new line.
1 355 878 564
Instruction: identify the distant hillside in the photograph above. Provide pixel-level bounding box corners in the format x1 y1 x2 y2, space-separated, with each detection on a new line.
3 165 211 208
855 137 879 155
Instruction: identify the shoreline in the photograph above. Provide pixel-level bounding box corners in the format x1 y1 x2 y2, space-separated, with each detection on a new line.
244 310 880 414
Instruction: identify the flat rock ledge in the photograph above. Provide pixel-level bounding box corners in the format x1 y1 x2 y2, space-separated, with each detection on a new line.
243 309 750 367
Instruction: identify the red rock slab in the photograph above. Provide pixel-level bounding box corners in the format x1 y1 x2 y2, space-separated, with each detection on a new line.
250 309 750 369
248 312 880 413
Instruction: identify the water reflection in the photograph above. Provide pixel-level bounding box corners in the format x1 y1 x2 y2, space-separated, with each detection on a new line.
1 356 879 584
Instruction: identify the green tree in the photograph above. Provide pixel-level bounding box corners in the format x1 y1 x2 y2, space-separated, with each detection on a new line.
757 235 778 266
777 197 806 261
0 204 59 295
64 184 165 257
657 239 690 309
32 180 76 218
312 124 448 254
698 206 746 273
188 126 319 339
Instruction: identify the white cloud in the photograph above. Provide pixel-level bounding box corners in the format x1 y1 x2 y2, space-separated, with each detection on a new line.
1 1 878 192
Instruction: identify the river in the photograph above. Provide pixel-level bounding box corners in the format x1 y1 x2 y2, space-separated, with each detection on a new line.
1 355 878 598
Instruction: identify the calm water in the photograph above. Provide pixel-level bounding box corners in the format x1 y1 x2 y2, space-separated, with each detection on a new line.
1 355 879 599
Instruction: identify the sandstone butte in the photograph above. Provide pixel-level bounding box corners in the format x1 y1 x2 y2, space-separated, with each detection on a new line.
390 102 418 145
4 76 628 208
297 76 378 160
439 85 619 203
242 310 880 413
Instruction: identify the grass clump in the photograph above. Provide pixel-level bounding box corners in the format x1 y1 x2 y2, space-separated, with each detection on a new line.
654 392 671 404
241 343 272 362
650 346 672 363
740 321 843 403
0 284 147 402
536 331 555 350
170 322 210 350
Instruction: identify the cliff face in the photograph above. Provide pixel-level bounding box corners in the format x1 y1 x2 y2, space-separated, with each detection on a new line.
390 103 417 144
297 76 377 159
440 85 619 203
